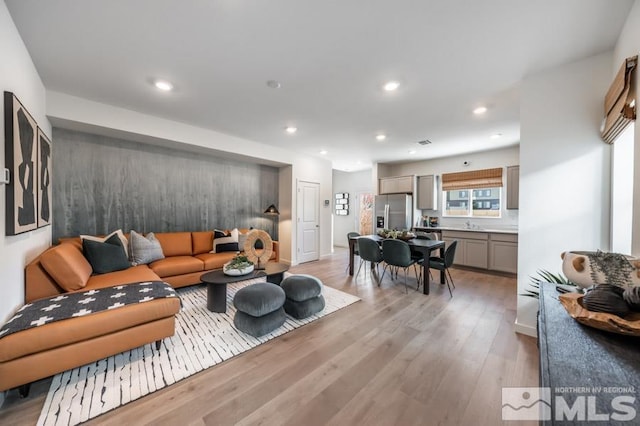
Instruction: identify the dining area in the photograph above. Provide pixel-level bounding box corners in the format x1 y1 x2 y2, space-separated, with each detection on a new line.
347 233 456 296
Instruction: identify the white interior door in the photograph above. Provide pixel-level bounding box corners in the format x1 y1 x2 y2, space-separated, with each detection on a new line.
297 180 320 263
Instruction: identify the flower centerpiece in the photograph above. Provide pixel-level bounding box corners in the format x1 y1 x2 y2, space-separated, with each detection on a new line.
377 229 416 241
223 254 255 276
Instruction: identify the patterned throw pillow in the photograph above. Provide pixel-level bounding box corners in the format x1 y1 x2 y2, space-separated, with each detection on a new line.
82 233 130 274
212 228 239 253
129 230 165 265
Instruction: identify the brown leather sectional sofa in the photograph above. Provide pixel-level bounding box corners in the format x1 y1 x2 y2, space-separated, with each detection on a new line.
0 230 279 393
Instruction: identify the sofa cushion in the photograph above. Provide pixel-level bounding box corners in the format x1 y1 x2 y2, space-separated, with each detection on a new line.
80 229 129 257
40 243 92 292
129 231 165 265
154 232 193 257
82 234 130 274
86 265 161 290
192 231 213 255
149 256 204 278
213 230 238 253
194 252 237 270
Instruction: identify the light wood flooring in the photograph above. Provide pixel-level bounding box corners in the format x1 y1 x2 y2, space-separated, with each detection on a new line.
0 248 538 426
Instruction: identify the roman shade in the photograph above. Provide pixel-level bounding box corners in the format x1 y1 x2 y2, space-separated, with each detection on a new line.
602 55 637 144
441 167 503 191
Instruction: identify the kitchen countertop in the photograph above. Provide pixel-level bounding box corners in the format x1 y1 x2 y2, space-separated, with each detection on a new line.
413 226 518 235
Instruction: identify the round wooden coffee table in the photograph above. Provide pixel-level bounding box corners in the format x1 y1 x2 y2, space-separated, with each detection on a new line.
200 262 289 313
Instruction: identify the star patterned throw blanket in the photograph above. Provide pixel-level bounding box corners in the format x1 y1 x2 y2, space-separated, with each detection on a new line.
0 281 178 339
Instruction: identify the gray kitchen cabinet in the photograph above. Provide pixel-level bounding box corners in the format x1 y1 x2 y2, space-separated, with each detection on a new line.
506 165 519 209
488 233 518 273
441 230 516 272
379 175 414 194
417 175 437 210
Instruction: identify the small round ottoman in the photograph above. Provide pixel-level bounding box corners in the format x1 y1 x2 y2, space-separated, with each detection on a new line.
281 274 325 319
233 283 286 337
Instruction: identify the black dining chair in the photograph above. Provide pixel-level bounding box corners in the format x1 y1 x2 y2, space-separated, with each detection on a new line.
355 237 384 284
428 240 458 297
345 232 361 272
380 239 421 293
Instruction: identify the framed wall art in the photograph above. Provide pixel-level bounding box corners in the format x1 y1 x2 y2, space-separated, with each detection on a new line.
4 91 38 235
37 127 52 228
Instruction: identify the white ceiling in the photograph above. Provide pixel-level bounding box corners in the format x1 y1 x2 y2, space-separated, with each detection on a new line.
6 0 634 171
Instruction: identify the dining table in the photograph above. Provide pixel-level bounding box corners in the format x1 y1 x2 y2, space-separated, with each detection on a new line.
348 235 445 295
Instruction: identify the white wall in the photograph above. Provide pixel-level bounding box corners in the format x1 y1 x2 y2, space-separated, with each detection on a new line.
613 0 640 256
0 2 51 323
45 92 334 265
332 169 373 247
387 146 520 229
517 52 612 336
611 127 634 253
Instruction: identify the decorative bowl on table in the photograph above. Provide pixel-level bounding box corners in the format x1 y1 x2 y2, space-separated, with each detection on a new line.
377 229 416 241
559 292 640 336
223 254 255 276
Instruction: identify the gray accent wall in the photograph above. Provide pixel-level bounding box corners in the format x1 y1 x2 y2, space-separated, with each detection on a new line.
52 128 279 242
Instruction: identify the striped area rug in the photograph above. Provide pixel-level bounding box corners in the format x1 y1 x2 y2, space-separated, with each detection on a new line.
38 276 360 426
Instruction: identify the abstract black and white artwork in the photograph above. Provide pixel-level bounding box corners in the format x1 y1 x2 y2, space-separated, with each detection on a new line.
4 92 38 235
37 127 52 228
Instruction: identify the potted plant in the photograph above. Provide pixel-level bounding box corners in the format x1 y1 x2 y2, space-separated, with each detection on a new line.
223 254 255 276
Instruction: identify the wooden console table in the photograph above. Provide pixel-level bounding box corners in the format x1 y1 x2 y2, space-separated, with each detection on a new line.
538 282 640 425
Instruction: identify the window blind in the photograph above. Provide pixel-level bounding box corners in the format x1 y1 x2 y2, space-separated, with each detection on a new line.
441 167 503 191
602 55 637 144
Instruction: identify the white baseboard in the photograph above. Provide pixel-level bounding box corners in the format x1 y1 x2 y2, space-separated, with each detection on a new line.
514 320 537 338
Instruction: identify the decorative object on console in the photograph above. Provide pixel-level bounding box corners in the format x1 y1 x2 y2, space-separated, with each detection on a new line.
335 192 349 215
244 229 273 269
4 91 38 235
223 254 255 276
558 250 640 335
129 230 165 265
561 250 640 289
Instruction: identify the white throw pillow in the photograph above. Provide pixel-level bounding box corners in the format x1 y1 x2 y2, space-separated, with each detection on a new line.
80 229 129 257
211 228 239 253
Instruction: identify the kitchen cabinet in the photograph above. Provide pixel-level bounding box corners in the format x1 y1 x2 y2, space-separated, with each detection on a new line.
506 165 519 210
441 230 517 272
379 175 413 194
488 233 518 273
441 230 488 269
417 175 437 210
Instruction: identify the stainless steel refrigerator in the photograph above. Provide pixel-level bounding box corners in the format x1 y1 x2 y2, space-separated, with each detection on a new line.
375 194 413 232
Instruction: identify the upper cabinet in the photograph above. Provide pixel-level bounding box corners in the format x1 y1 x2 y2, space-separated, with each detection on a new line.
417 174 437 210
379 175 413 194
506 165 519 210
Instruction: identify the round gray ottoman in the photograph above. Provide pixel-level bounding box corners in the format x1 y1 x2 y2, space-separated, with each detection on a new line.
233 283 286 337
281 274 325 319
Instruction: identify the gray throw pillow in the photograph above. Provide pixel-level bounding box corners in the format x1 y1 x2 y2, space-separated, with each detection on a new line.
129 230 165 265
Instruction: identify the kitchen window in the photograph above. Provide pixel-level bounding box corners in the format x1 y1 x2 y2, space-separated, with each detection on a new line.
441 167 503 218
444 187 501 217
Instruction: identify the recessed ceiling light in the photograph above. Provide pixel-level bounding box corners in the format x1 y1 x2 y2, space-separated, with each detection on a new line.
383 81 400 91
376 134 387 141
490 133 503 139
408 150 417 154
266 80 281 89
154 80 173 92
285 126 297 134
320 150 328 155
473 106 487 115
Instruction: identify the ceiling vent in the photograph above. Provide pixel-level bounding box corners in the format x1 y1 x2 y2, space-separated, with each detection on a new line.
417 139 432 145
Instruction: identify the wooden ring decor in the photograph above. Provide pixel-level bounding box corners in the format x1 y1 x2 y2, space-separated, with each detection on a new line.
243 229 273 267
